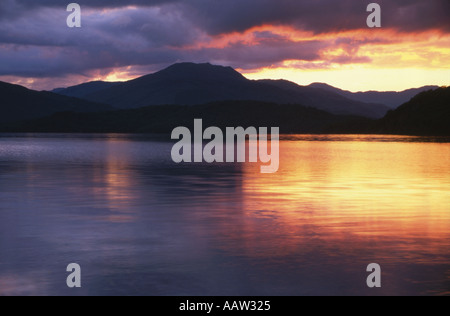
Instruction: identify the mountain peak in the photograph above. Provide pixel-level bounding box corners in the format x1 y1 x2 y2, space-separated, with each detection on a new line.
152 62 246 82
309 82 338 90
51 62 432 117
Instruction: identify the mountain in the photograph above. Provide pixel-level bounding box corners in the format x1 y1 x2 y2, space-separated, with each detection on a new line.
308 83 439 108
52 81 122 99
2 100 369 134
5 88 448 136
54 63 390 119
259 79 389 118
372 87 450 136
0 81 113 124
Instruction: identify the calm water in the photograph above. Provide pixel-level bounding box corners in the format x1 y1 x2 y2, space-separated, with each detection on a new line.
0 134 449 296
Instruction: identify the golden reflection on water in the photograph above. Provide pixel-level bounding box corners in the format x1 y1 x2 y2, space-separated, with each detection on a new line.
1 134 449 295
238 137 450 260
90 138 142 223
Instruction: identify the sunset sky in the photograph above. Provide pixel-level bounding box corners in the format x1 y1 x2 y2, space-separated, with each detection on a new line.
0 0 448 91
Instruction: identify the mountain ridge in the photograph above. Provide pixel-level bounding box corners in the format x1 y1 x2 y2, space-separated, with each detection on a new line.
0 81 113 124
2 87 448 136
52 62 391 119
1 100 368 134
308 82 440 108
52 81 122 99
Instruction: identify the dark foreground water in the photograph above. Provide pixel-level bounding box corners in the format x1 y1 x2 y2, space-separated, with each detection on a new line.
0 134 449 296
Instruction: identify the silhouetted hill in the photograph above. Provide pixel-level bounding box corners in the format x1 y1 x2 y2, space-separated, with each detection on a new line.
52 81 122 99
5 62 443 135
308 83 439 108
2 100 367 134
55 63 390 119
4 81 447 136
372 87 450 136
260 79 390 118
0 81 113 124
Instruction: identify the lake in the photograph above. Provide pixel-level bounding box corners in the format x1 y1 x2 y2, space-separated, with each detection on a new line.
0 134 449 296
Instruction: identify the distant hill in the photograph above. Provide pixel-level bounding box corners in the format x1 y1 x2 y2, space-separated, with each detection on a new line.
308 83 439 108
52 81 122 99
53 63 390 119
260 79 389 118
5 88 449 136
0 81 113 123
372 87 450 136
2 100 369 134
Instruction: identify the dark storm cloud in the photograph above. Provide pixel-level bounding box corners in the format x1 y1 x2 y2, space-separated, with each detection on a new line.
0 6 193 77
0 44 181 77
201 40 326 70
15 0 179 8
6 0 449 34
0 0 448 87
0 0 23 19
178 0 450 35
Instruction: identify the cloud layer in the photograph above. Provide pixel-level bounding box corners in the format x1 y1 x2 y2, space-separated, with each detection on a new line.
0 0 448 89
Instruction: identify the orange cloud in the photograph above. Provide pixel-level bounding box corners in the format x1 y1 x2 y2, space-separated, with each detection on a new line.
199 25 449 91
70 26 450 92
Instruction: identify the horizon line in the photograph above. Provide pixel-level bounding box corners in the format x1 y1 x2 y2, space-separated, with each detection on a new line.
10 62 442 94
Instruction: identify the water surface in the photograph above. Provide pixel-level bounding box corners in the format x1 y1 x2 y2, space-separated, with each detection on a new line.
0 134 449 295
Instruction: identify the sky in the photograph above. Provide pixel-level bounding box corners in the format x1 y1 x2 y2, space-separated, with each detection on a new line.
0 0 448 91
